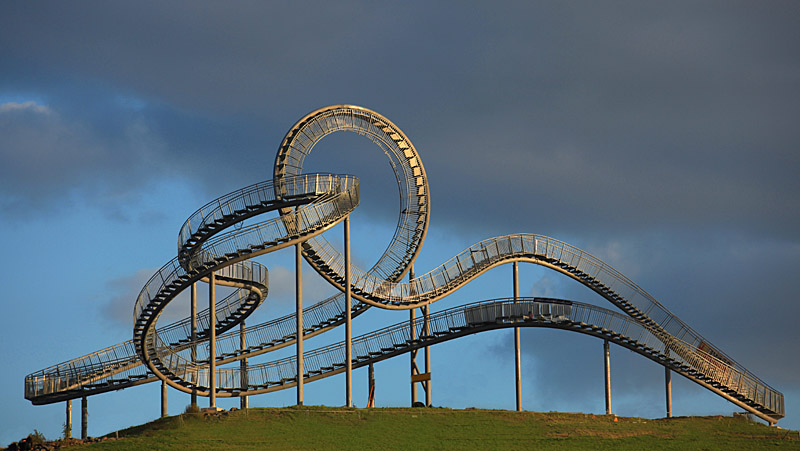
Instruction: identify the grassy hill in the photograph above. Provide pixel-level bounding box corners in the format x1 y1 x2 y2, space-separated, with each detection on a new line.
53 406 797 450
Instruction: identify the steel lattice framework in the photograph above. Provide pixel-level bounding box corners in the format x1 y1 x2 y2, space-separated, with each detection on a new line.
25 105 784 425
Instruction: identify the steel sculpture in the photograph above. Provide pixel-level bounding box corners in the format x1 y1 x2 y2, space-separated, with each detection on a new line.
25 105 784 426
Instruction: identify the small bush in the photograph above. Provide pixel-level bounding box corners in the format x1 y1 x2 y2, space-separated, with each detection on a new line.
184 403 201 414
29 429 46 445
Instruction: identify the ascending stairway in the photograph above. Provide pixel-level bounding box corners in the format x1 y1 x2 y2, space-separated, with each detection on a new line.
25 105 784 425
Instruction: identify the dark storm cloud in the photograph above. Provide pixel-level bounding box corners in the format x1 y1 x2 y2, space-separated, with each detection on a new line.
1 1 799 428
415 3 800 240
0 97 174 216
3 2 798 237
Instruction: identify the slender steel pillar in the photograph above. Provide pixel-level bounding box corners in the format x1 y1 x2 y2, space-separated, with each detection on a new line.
367 363 375 408
190 282 197 408
513 261 521 412
344 217 353 407
604 340 612 415
80 396 87 440
665 367 672 418
423 304 431 406
409 265 417 406
161 379 167 418
240 321 249 410
296 242 304 406
209 272 217 409
65 400 72 439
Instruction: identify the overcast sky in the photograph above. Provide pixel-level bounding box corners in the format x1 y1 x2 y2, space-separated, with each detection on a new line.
2 1 799 443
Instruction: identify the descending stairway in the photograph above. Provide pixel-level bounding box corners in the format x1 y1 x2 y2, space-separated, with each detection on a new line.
24 105 784 424
134 174 360 391
156 298 780 422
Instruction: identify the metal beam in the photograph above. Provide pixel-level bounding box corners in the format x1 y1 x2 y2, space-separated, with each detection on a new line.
161 379 167 418
344 217 352 407
240 321 248 410
190 282 197 408
367 363 375 408
411 373 431 383
666 367 672 418
296 242 304 406
80 396 87 440
65 400 72 439
604 340 612 415
409 265 417 406
423 304 431 406
514 261 521 412
209 271 216 409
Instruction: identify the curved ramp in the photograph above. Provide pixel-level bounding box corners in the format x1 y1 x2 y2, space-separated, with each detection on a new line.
25 105 784 424
172 297 782 424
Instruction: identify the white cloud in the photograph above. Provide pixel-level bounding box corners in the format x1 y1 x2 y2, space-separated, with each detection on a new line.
102 268 160 327
265 264 338 306
0 98 173 219
0 100 52 115
530 275 558 298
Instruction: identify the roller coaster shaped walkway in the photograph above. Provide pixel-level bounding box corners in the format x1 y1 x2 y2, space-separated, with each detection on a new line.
25 105 784 425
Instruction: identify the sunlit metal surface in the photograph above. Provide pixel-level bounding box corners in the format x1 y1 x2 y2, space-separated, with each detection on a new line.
25 105 783 423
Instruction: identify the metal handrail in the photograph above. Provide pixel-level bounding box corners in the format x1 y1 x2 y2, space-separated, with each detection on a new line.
24 286 258 397
25 105 783 423
156 298 782 419
134 173 359 389
299 233 770 396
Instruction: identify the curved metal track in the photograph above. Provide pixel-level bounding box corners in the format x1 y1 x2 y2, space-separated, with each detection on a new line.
158 297 782 424
25 105 784 424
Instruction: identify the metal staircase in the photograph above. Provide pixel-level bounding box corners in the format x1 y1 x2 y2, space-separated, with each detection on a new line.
125 298 784 421
134 174 359 389
24 105 784 424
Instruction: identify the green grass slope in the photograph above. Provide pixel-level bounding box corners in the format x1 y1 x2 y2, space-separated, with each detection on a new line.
62 407 798 450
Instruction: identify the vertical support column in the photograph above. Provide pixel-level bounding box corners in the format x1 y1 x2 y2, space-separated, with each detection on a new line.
161 379 167 418
296 242 304 406
65 400 72 439
80 396 87 440
190 282 197 408
665 367 672 418
240 321 249 410
423 304 431 407
409 265 417 406
513 261 521 412
344 217 353 407
209 271 217 410
367 363 375 408
604 340 612 415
